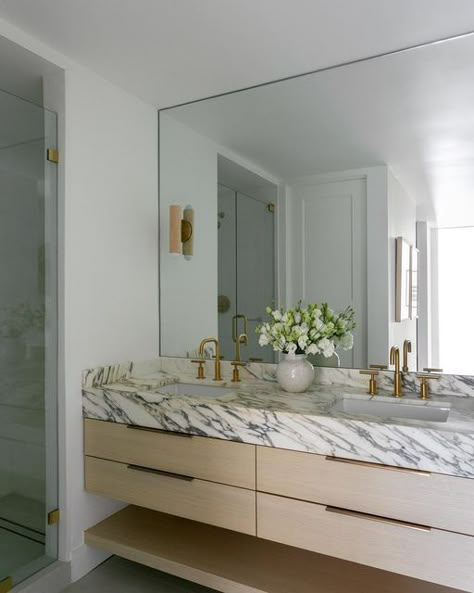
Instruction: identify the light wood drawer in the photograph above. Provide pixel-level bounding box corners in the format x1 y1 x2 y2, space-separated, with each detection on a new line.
257 446 474 536
85 419 255 489
85 456 256 535
257 492 474 592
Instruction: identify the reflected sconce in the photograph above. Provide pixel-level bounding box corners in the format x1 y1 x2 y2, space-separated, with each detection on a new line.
169 204 194 260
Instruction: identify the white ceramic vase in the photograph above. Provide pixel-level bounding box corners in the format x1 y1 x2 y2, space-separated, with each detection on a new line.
276 353 315 393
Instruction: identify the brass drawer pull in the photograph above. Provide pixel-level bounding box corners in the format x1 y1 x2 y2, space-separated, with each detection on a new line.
325 456 430 476
325 506 431 532
127 424 192 438
127 464 194 482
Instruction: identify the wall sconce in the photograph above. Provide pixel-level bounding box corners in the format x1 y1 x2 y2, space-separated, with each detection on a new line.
169 204 194 260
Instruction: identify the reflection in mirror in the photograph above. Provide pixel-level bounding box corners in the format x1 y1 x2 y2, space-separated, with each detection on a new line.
217 157 277 363
159 33 474 374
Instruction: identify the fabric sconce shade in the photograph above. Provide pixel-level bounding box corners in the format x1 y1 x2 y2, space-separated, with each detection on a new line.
169 204 194 260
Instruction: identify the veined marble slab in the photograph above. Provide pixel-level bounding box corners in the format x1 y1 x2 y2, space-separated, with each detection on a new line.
82 357 474 479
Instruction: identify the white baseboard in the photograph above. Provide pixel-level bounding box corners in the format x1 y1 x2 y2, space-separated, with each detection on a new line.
70 543 111 582
15 561 71 593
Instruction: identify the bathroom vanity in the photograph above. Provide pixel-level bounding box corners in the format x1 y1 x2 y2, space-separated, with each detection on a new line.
83 31 474 593
82 359 474 593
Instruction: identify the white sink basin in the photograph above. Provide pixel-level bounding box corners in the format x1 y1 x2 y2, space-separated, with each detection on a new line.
332 396 451 423
157 382 235 399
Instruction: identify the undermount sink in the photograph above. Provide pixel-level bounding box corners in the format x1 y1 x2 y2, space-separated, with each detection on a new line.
332 395 451 423
157 382 236 399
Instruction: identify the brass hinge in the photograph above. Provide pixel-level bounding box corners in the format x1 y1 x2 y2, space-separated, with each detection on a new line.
0 577 13 593
267 203 275 213
47 148 59 163
48 509 60 525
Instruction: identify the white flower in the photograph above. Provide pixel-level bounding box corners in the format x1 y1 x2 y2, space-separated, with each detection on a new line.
298 336 308 351
272 310 282 321
340 333 354 351
287 343 297 356
319 337 335 358
294 312 301 323
307 343 319 355
313 318 323 331
259 334 270 346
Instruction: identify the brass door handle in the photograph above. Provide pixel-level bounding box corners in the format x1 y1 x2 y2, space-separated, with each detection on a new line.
325 506 431 532
232 314 249 342
324 455 431 476
127 425 192 438
127 464 194 482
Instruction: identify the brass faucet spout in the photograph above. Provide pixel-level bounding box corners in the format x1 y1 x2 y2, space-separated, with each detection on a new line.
390 345 402 397
235 333 248 362
199 337 222 381
402 339 412 373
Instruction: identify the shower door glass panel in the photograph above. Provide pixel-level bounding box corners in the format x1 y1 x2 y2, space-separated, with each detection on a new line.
217 185 237 361
0 89 58 588
236 193 275 363
218 185 275 363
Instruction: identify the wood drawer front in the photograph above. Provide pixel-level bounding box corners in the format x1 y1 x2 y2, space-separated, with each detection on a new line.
85 456 256 536
257 493 474 592
257 446 474 536
85 419 255 489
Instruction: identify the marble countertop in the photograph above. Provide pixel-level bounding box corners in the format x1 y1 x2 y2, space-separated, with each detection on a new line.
82 358 474 479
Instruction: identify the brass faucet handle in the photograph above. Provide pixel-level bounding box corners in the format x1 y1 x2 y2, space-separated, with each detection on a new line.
369 364 388 370
231 360 246 383
191 359 206 380
416 374 440 400
360 369 379 395
423 367 444 373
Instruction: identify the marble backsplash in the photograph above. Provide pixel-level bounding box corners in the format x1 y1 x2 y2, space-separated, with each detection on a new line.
82 356 474 398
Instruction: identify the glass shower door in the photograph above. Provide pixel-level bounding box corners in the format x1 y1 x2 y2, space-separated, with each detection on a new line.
0 89 58 589
236 192 275 363
218 183 276 363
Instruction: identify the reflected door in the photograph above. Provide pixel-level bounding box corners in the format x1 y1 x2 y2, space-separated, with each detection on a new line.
218 185 275 363
0 89 58 588
236 192 275 363
289 178 367 368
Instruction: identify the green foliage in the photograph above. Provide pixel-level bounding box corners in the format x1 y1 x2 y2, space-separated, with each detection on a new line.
257 301 355 357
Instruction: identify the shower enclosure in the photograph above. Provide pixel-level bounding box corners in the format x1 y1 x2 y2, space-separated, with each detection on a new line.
218 183 276 363
0 88 58 590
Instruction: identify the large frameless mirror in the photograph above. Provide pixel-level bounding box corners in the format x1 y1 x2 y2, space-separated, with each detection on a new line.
159 33 474 375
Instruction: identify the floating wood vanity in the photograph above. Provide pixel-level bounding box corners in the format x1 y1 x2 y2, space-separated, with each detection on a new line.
84 418 474 593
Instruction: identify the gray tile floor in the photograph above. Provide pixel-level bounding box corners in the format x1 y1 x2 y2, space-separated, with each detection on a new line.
63 556 216 593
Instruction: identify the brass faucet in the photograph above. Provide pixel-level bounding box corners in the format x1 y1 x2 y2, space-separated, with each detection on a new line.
235 333 248 362
199 337 222 381
402 339 412 373
390 345 402 397
230 333 248 383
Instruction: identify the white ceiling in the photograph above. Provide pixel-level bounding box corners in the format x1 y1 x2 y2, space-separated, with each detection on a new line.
166 33 474 227
1 1 474 226
0 0 474 108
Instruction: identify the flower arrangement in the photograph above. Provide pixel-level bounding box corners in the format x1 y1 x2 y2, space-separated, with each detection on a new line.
256 302 355 358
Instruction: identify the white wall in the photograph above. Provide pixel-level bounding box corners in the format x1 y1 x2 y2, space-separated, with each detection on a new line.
417 220 432 370
64 68 159 578
159 113 280 358
0 17 159 582
388 170 417 368
159 114 218 357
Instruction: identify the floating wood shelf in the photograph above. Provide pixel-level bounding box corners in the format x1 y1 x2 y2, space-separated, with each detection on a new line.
85 506 463 593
